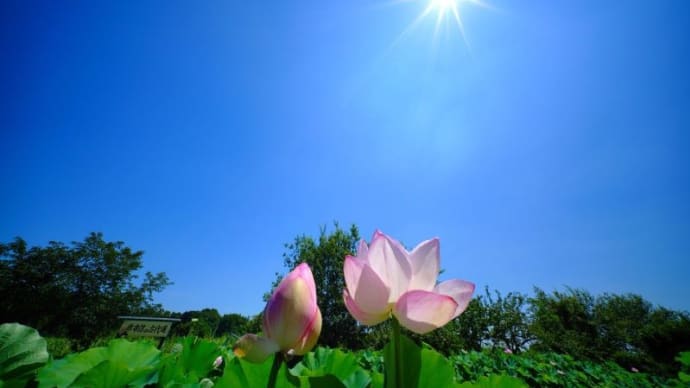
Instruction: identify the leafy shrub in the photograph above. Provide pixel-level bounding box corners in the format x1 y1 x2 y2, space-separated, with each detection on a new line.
670 351 690 386
46 337 73 359
452 349 669 387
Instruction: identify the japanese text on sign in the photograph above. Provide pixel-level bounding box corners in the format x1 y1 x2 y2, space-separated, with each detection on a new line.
119 320 172 338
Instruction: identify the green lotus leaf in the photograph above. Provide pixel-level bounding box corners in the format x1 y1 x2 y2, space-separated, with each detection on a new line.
291 347 370 388
0 323 49 387
158 336 221 385
37 339 159 388
215 355 299 388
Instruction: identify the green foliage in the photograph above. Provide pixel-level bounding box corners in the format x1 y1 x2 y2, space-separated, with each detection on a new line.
37 339 160 388
218 355 298 387
158 336 221 386
383 332 459 388
2 320 675 388
672 351 690 385
483 289 533 353
45 337 73 359
639 308 690 375
292 347 371 388
272 223 365 349
170 309 222 338
0 323 49 387
452 349 668 387
355 349 384 375
216 313 250 338
449 298 488 352
220 345 373 388
0 233 171 346
529 287 690 376
458 374 527 388
529 288 599 359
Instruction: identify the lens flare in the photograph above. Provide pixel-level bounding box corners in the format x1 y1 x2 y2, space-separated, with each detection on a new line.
380 0 490 53
425 0 489 48
430 0 458 17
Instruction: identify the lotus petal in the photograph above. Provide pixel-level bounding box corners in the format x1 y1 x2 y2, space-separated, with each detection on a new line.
343 290 390 326
344 256 390 315
394 290 458 334
367 230 412 302
434 279 475 318
407 238 440 291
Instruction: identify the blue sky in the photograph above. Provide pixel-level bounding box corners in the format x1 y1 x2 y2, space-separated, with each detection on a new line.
1 0 689 317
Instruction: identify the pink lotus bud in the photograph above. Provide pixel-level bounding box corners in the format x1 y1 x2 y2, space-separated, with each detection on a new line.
343 231 474 334
504 348 513 354
212 355 223 369
234 263 322 363
631 367 639 373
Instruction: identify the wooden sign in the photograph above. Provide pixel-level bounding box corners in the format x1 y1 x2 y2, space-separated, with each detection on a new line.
117 316 180 338
119 320 172 337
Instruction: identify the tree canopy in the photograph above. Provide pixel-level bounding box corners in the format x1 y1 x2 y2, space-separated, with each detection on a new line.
0 232 170 346
529 287 690 376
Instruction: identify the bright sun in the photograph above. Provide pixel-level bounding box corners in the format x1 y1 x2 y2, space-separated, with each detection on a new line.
424 0 465 44
384 0 488 52
423 0 488 46
431 0 458 16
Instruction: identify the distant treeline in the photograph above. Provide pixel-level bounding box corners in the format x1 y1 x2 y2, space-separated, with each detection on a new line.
2 228 689 377
165 286 690 377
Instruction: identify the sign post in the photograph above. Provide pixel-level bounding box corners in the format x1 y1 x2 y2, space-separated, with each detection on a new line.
117 316 181 348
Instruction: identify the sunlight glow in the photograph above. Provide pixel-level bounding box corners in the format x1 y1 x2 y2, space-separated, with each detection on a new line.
430 0 458 17
427 0 483 47
378 0 490 54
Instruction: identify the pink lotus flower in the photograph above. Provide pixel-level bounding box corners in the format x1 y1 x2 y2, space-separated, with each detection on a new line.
234 263 322 363
504 348 513 354
343 230 474 334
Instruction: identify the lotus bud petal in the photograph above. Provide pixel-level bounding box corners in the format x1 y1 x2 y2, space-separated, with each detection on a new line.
233 263 322 363
263 263 321 353
233 334 280 363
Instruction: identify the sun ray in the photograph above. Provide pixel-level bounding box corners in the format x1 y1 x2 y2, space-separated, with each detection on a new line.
450 3 472 50
344 0 490 105
382 0 490 53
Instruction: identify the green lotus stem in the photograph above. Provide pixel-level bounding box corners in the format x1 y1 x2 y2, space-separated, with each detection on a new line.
267 352 283 388
391 318 403 388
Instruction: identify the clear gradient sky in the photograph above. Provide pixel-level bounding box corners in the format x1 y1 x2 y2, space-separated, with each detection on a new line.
1 0 689 317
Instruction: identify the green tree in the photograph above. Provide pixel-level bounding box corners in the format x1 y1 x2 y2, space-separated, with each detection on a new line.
528 287 690 377
0 233 170 346
270 223 365 349
484 289 533 353
592 293 652 369
453 297 489 351
216 313 250 338
170 309 222 337
638 307 690 376
528 287 599 359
